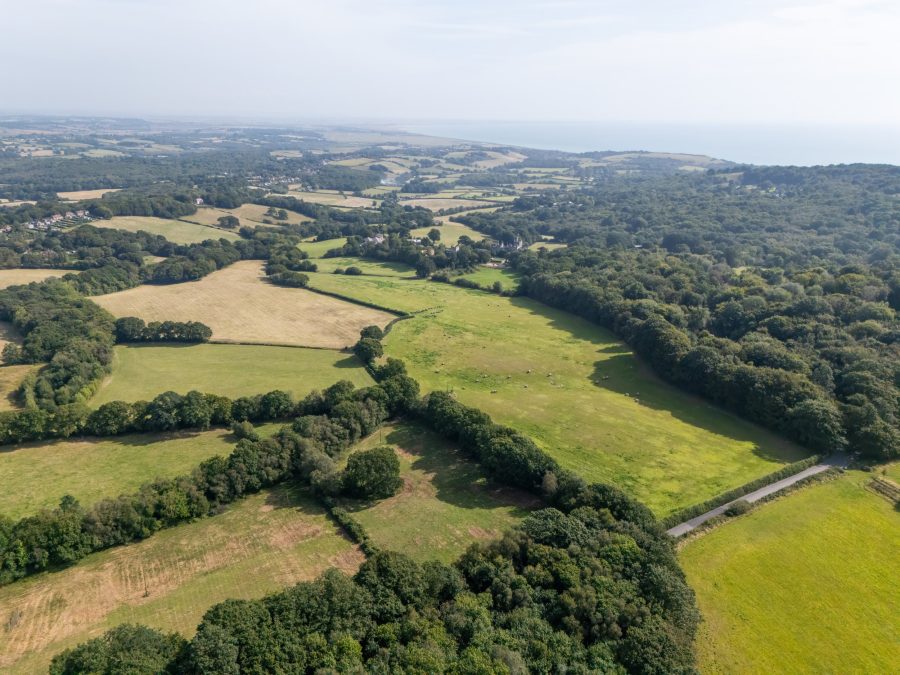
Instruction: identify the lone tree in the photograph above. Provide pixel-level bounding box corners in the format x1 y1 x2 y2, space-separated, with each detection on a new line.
217 215 240 229
354 337 383 364
342 445 402 500
428 227 441 241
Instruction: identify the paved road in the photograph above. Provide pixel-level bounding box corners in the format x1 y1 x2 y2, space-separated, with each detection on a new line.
666 455 847 537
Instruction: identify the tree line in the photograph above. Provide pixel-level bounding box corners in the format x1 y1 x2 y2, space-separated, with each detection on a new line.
47 367 698 674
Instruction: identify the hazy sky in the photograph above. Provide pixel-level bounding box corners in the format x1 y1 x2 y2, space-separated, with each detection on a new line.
3 0 899 126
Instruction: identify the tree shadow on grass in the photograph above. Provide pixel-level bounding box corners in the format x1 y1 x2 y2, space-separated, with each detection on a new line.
589 353 807 464
505 296 807 464
339 423 540 516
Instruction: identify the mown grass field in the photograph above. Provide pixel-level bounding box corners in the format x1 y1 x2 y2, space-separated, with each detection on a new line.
0 268 66 289
286 190 380 209
93 261 394 348
303 272 806 516
455 266 520 290
93 343 373 404
680 472 900 674
0 425 278 519
99 216 241 244
340 423 538 563
0 485 363 675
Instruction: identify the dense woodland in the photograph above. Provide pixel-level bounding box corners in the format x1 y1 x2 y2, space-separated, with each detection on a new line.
461 166 900 459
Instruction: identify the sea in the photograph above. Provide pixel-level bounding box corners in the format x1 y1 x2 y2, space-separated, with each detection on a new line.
399 121 900 167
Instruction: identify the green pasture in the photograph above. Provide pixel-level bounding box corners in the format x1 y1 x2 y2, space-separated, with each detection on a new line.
92 344 373 405
0 425 279 520
304 272 807 516
681 472 900 673
99 216 240 244
339 422 538 563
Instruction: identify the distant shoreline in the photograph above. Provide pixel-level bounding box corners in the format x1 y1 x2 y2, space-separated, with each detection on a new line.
399 120 900 167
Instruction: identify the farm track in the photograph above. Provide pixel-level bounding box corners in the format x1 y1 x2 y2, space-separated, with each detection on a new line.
667 454 848 537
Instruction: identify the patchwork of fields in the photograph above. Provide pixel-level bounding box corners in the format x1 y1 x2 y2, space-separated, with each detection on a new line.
0 425 279 519
0 485 362 675
680 472 900 673
339 423 538 563
93 343 373 403
303 272 806 516
93 260 395 348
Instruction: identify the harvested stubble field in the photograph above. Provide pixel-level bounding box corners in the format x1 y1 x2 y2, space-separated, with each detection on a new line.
0 425 278 520
92 343 374 404
56 188 120 200
304 272 807 516
286 190 380 209
93 261 395 348
680 472 900 674
0 268 67 289
339 423 538 563
0 485 363 675
0 363 35 412
398 197 495 211
100 216 241 244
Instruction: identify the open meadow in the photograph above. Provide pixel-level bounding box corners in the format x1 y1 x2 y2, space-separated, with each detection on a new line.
180 204 311 229
304 272 807 516
0 485 362 675
680 472 900 674
455 265 520 291
339 422 538 563
99 216 240 244
93 260 395 348
410 219 486 245
0 425 278 520
93 343 373 404
0 268 67 289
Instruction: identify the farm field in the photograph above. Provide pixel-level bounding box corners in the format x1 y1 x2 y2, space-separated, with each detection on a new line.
93 260 395 348
56 188 120 200
0 268 66 288
303 272 807 515
93 343 374 404
286 190 380 209
339 422 538 563
0 485 362 675
411 220 486 245
455 265 520 290
680 472 900 674
314 256 415 276
399 197 494 211
99 216 240 244
297 237 347 258
0 363 34 411
528 240 567 251
0 425 278 520
181 203 311 229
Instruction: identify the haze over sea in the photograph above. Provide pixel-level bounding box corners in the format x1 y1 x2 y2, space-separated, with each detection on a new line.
401 121 900 167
